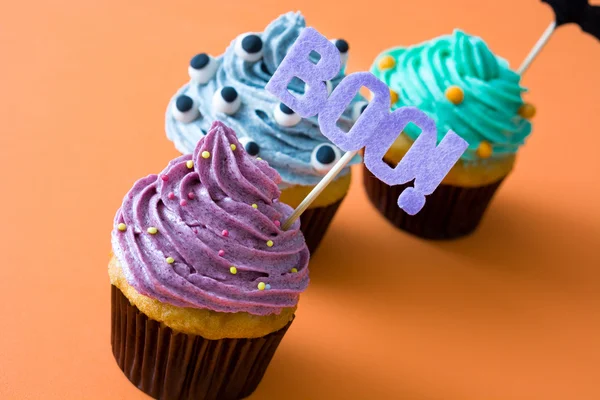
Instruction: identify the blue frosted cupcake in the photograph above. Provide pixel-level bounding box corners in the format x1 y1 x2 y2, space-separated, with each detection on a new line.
165 12 365 253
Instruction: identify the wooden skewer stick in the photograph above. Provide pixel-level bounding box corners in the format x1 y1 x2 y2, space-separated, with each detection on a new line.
518 21 556 75
282 150 358 230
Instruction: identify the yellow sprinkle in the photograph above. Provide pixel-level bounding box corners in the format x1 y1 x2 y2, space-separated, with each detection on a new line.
445 86 464 105
201 151 210 159
378 55 396 70
186 160 194 169
166 257 175 264
266 240 274 247
117 223 127 231
252 203 258 209
229 266 237 275
147 227 158 235
390 89 399 106
477 141 493 159
257 282 266 291
518 103 536 119
291 268 298 273
256 157 262 161
230 144 237 151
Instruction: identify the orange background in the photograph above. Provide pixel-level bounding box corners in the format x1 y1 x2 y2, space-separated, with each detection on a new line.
1 0 599 399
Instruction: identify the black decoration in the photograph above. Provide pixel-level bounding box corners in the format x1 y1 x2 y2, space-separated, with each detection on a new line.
175 95 194 112
316 145 336 164
190 53 209 69
279 103 295 115
542 0 600 40
245 141 260 156
241 34 263 53
334 39 349 53
220 87 238 102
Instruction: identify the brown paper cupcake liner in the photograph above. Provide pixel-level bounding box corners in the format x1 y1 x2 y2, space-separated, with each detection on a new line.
363 164 505 240
111 285 292 400
299 196 345 254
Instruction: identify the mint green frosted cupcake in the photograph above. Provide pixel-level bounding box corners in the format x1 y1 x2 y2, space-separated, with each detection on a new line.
365 30 535 239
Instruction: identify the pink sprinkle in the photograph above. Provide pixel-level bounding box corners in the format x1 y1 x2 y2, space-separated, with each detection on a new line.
218 250 225 257
222 230 229 237
193 228 198 234
180 200 188 206
168 192 175 200
161 175 169 181
188 192 195 199
274 220 281 227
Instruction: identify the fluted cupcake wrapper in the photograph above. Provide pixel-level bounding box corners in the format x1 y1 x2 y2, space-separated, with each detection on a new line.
362 164 505 240
111 286 292 400
299 197 345 254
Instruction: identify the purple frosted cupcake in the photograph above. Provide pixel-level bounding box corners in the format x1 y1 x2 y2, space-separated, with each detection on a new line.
109 121 309 399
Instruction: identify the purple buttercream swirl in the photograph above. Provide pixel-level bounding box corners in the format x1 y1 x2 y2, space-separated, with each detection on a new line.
112 121 309 315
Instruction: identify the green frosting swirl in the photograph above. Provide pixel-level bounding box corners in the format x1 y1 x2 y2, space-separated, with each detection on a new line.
371 30 532 161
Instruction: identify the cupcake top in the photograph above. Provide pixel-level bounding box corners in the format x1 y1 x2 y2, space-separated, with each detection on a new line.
371 30 534 162
112 121 309 316
166 12 365 188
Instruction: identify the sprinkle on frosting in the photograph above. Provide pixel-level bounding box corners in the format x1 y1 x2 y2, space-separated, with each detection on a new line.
188 192 195 199
266 284 272 290
112 121 309 315
390 89 399 106
378 55 396 70
201 151 210 159
186 160 194 169
252 203 258 209
161 175 169 181
518 103 536 119
165 12 363 188
291 268 298 273
147 227 158 235
477 141 493 159
266 240 274 247
258 282 266 291
117 223 127 231
180 200 188 206
229 266 237 274
168 192 175 200
371 29 532 161
445 86 464 105
230 144 237 151
274 220 281 227
218 250 225 257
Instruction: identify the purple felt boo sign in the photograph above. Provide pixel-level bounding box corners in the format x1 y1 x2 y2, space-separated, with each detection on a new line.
266 27 468 215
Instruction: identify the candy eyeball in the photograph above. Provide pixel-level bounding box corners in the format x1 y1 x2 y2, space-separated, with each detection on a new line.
311 143 342 174
188 53 218 84
212 86 241 115
172 95 200 123
331 38 349 65
239 137 260 157
274 103 301 127
351 101 369 121
235 33 263 62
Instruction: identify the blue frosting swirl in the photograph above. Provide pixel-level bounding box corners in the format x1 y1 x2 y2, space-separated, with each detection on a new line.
166 12 363 187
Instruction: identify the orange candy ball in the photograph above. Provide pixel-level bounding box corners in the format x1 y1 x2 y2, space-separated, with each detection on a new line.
477 141 493 159
378 55 396 71
390 89 399 106
518 103 536 119
445 86 464 105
